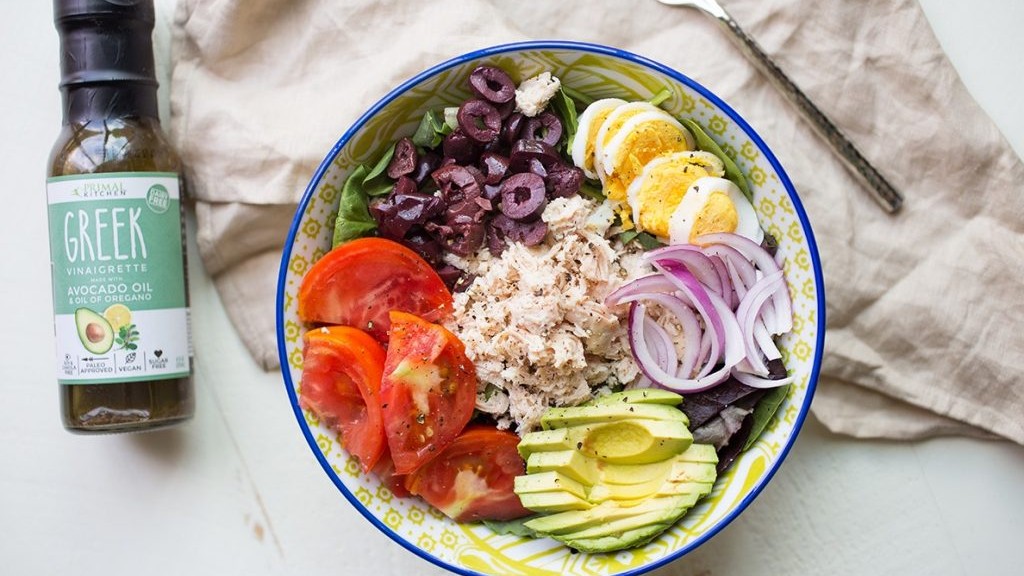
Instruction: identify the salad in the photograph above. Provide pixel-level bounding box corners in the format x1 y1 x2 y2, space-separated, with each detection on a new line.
295 65 793 552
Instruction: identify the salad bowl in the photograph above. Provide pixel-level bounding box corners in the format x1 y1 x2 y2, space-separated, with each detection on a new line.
276 40 824 576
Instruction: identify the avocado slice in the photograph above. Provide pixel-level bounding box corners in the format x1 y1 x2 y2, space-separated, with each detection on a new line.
540 403 689 430
524 494 700 536
516 490 592 513
587 389 683 407
519 419 692 464
75 308 114 355
678 443 719 464
513 471 588 500
562 523 672 554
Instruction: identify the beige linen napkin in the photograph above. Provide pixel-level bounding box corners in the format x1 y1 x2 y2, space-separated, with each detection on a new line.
169 0 1024 444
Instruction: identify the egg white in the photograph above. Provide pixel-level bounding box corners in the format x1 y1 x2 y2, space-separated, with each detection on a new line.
591 102 666 181
570 98 626 180
668 176 764 245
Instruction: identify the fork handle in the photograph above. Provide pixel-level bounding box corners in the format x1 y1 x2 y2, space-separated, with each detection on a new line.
713 11 904 213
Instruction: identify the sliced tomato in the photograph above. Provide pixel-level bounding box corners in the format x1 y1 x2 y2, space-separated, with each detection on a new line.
380 311 477 475
300 326 387 473
297 237 452 342
406 426 531 522
371 452 412 499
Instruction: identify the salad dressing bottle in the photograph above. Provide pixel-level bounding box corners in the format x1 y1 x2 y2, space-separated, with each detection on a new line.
48 0 194 433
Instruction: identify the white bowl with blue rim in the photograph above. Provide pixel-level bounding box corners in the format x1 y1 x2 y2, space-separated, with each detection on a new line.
276 40 825 576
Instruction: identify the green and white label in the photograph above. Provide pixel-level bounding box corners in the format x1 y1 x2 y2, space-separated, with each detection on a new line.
47 172 191 384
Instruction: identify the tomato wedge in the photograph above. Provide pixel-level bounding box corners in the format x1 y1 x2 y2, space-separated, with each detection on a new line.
371 452 412 499
297 237 452 342
406 426 531 522
299 326 387 473
380 311 477 475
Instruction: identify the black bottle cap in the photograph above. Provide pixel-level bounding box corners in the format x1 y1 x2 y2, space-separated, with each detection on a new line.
54 0 159 121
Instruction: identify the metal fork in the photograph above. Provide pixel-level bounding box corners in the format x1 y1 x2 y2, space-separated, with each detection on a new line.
658 0 904 213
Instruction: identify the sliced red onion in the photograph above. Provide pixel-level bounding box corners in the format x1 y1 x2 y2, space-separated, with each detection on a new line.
633 292 702 379
645 245 724 298
605 274 677 307
709 255 734 309
753 318 782 361
627 302 735 394
736 270 784 376
653 260 724 374
643 315 678 374
705 285 745 370
732 368 795 389
699 232 793 334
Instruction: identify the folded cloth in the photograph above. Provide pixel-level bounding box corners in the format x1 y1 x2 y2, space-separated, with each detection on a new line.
169 0 1024 444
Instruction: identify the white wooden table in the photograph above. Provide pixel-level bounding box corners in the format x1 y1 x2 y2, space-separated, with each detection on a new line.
1 1 1022 574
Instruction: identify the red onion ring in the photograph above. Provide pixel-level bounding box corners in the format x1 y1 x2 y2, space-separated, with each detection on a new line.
732 368 795 389
645 244 723 298
698 232 792 334
736 270 784 376
605 273 676 306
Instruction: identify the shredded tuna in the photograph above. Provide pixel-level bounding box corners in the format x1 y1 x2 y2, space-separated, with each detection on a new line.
444 196 648 432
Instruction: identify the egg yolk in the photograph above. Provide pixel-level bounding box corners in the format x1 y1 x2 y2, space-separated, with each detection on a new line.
635 164 713 238
605 120 691 203
689 191 739 243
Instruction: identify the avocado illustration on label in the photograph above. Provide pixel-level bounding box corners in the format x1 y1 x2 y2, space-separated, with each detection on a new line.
75 308 114 355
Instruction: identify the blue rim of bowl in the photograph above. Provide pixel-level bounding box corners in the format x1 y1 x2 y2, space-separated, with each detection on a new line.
277 39 825 576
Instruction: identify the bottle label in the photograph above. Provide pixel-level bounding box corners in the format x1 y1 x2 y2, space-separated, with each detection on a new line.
46 172 191 384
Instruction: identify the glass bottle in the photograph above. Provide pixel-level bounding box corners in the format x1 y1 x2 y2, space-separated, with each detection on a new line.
48 0 194 433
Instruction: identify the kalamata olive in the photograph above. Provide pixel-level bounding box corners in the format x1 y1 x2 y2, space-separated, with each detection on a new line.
403 230 444 266
488 213 548 255
468 65 515 104
446 198 486 226
370 180 445 239
424 198 487 256
479 152 509 185
546 163 584 198
431 164 481 204
521 112 563 147
465 164 485 186
458 99 501 144
494 99 515 120
435 264 462 288
411 151 441 186
528 158 547 178
513 219 548 246
501 112 524 145
482 183 502 201
442 129 480 165
435 265 477 293
509 139 560 173
486 215 512 255
386 137 418 179
499 172 547 221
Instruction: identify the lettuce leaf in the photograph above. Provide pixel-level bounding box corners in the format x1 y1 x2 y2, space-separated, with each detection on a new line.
331 165 378 247
411 109 450 149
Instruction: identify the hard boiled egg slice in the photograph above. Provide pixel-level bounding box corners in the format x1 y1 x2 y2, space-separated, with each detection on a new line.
596 106 696 207
668 176 764 245
570 98 627 180
625 151 725 239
